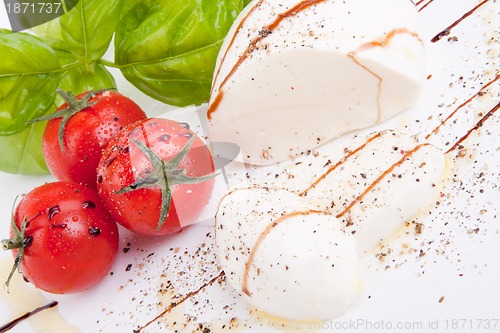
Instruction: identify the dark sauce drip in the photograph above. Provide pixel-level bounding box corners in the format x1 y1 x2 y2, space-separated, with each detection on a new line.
203 11 500 331
207 91 223 120
241 210 322 296
208 0 328 120
336 144 429 219
131 72 499 333
238 74 500 297
0 4 495 333
446 102 499 154
348 28 423 123
133 271 226 333
300 132 383 196
426 74 500 139
0 301 58 333
210 0 267 96
418 0 435 12
431 0 489 42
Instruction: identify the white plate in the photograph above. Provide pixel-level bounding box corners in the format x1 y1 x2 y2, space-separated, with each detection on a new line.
1 0 499 332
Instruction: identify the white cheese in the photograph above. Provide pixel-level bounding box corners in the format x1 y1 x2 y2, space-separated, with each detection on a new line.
215 131 447 320
215 187 362 321
208 0 425 165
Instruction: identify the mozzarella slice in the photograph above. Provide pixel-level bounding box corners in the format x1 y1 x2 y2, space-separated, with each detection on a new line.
215 132 447 320
293 131 448 254
207 0 425 165
215 187 362 321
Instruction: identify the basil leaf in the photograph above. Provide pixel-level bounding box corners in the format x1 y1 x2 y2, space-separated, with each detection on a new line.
56 63 116 105
0 111 49 175
120 0 139 19
29 16 63 41
0 62 116 175
0 29 62 135
57 0 123 62
115 0 245 107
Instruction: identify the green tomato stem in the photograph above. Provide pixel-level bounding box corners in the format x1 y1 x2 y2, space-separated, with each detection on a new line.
1 238 22 251
98 59 122 69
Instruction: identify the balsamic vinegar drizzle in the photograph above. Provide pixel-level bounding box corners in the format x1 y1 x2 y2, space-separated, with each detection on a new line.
348 28 423 124
239 85 499 302
426 74 500 139
0 301 58 333
431 0 490 42
138 0 498 329
241 210 323 296
133 272 226 333
210 0 266 96
299 132 383 196
445 102 500 154
335 144 429 219
4 2 495 332
416 0 435 12
207 0 328 120
299 75 500 198
240 78 499 297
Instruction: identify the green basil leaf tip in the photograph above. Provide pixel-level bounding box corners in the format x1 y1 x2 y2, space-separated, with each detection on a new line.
58 0 124 62
0 29 62 136
0 0 251 175
114 0 246 107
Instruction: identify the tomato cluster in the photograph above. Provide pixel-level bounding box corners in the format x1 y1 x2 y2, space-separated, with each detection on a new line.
2 89 215 294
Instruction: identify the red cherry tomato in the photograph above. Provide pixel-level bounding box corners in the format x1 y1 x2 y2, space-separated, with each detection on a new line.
2 182 119 294
97 118 215 236
41 89 147 189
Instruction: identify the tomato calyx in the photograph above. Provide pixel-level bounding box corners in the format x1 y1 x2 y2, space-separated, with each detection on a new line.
1 212 36 291
116 134 217 232
30 88 113 152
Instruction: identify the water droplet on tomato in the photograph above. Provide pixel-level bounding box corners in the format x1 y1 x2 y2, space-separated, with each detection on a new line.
82 200 96 209
50 223 67 229
158 134 171 143
47 205 61 220
89 226 101 237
